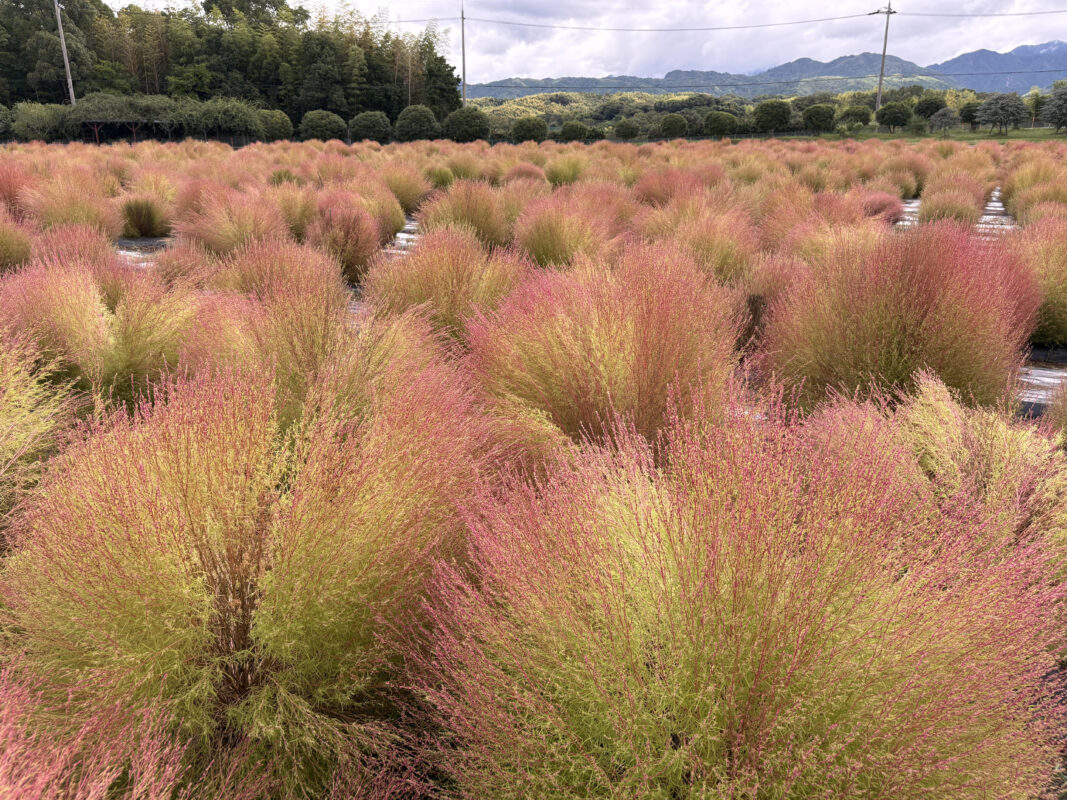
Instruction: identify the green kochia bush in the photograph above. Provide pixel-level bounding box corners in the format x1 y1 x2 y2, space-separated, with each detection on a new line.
415 396 1064 799
0 315 491 797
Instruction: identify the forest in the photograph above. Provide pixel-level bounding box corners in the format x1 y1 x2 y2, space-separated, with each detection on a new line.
0 0 460 122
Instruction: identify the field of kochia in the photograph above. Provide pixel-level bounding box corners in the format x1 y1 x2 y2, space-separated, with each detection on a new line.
4 135 1067 799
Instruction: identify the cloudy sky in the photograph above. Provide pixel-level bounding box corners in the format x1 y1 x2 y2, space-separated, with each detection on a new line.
362 0 1066 82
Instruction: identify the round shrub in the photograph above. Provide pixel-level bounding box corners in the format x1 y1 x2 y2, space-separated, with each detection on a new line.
394 105 441 142
753 99 791 133
121 194 173 238
918 190 981 225
0 336 71 525
802 103 836 134
381 164 433 215
513 195 603 267
613 118 639 140
443 106 490 143
176 189 290 255
298 110 348 142
557 120 589 142
416 393 1063 800
1019 218 1067 345
349 110 392 144
305 193 381 283
659 113 688 138
467 243 738 442
703 111 737 137
258 109 293 142
0 259 197 405
0 218 32 273
0 319 490 797
761 223 1040 408
364 227 528 337
510 116 548 144
418 180 511 248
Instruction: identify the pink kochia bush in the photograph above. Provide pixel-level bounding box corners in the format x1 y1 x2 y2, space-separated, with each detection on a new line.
761 222 1039 408
0 318 490 797
467 245 738 442
415 401 1065 799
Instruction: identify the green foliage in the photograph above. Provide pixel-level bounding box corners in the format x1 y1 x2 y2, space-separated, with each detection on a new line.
442 106 490 143
976 93 1030 135
802 103 835 133
1043 86 1067 133
0 104 10 138
0 2 457 131
557 120 589 142
298 109 347 141
659 112 687 138
753 100 791 133
510 115 548 143
959 101 982 129
703 110 737 137
11 103 69 142
199 97 265 140
929 106 960 133
349 110 391 143
838 105 872 128
915 95 947 119
875 102 912 132
258 109 293 142
614 118 639 140
394 104 440 142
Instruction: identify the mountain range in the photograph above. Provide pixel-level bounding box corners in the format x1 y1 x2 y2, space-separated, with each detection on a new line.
468 41 1067 99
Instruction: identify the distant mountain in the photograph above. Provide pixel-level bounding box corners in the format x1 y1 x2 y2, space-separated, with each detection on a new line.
468 42 1067 99
927 41 1067 93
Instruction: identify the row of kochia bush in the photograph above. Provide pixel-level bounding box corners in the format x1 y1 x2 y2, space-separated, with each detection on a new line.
3 137 1067 798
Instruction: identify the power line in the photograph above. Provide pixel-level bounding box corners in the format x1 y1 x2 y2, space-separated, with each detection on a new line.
897 9 1067 17
461 12 873 32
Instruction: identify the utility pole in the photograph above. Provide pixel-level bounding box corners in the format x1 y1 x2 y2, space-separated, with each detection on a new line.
870 1 895 111
53 0 76 106
408 47 412 106
461 0 467 105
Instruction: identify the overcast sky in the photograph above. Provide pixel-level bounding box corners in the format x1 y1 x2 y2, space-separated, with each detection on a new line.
361 0 1066 82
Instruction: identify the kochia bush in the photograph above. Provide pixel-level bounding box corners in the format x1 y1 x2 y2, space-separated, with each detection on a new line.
467 244 738 442
1 318 490 797
761 223 1039 408
414 400 1064 799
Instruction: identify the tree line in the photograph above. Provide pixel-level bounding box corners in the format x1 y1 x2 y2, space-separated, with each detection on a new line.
0 0 460 123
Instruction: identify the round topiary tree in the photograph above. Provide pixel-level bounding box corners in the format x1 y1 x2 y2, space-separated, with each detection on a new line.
614 118 639 140
659 113 688 138
258 109 293 142
802 104 836 134
875 102 912 133
394 105 441 142
298 110 347 141
838 105 872 129
703 111 738 137
510 115 548 143
915 95 947 119
443 106 490 143
557 120 589 142
753 100 792 134
349 111 392 144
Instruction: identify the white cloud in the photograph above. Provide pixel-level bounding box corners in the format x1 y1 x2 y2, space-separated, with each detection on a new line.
368 0 1066 81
